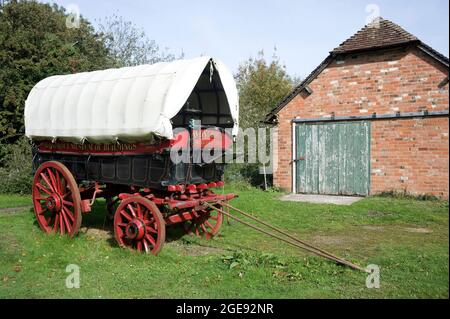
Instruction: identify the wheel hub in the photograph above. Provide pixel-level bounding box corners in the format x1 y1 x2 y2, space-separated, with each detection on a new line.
45 194 62 212
125 219 146 240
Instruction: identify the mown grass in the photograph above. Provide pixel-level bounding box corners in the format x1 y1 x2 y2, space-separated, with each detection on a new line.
0 186 448 298
0 194 31 209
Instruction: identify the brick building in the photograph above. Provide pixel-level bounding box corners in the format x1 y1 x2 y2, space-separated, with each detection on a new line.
264 18 449 198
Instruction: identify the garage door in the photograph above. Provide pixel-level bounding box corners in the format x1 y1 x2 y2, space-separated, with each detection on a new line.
294 121 370 196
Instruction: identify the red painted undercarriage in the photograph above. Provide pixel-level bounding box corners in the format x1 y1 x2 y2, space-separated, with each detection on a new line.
32 157 235 255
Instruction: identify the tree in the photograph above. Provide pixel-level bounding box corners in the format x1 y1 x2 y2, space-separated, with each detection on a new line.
0 0 114 142
235 50 297 129
97 14 177 67
226 50 297 187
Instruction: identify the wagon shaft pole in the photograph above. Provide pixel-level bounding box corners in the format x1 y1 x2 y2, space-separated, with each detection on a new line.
201 201 367 272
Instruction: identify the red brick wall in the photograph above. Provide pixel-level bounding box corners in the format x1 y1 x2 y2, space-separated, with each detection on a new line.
274 46 449 197
371 117 448 198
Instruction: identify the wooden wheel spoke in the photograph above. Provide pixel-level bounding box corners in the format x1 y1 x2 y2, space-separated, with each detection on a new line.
200 223 208 234
63 200 74 207
55 170 62 194
39 172 55 193
61 211 72 234
142 239 150 253
136 241 143 252
62 190 72 199
60 213 66 235
53 213 59 232
136 204 143 218
146 225 157 234
36 182 52 196
127 204 137 218
62 206 75 223
46 168 59 194
120 210 133 221
118 229 125 238
205 220 215 230
145 234 156 246
194 225 200 236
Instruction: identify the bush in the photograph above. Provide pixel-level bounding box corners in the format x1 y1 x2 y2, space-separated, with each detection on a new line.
376 190 440 201
0 137 33 194
224 163 272 189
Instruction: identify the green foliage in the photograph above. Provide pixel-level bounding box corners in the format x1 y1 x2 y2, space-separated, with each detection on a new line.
377 190 440 201
235 49 297 130
222 251 286 269
0 0 114 142
0 137 32 194
225 162 268 188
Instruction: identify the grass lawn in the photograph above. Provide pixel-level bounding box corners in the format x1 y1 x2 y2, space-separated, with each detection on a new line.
0 186 448 298
0 194 31 209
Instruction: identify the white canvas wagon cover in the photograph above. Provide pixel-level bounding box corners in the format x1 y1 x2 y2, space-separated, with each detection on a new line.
25 56 239 144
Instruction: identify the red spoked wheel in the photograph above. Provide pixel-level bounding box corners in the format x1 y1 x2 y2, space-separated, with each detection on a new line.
32 161 82 237
114 197 166 255
183 205 223 240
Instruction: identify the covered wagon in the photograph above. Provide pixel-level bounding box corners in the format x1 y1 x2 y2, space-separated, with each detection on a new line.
25 56 239 254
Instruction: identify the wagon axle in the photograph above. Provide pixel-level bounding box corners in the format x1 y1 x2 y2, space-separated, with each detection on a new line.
44 194 62 212
125 219 146 240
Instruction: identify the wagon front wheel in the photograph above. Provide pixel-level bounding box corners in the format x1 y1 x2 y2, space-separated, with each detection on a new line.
32 161 82 237
114 197 166 255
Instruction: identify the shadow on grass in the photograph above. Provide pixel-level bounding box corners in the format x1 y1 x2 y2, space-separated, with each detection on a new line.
29 200 259 254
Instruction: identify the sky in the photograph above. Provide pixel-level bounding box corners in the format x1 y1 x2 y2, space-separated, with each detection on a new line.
44 0 449 78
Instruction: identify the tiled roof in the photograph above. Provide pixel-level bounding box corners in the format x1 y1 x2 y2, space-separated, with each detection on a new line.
332 17 419 54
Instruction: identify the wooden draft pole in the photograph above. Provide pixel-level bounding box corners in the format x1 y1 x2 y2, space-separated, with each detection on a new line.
202 201 368 273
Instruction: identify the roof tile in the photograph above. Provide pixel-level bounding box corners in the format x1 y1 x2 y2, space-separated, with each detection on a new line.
332 17 419 53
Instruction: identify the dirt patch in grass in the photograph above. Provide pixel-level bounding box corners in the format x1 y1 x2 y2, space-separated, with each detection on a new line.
361 225 386 232
77 227 228 256
0 206 32 214
403 227 433 234
167 241 228 256
367 210 393 217
361 224 433 234
79 227 113 240
0 233 21 254
310 235 357 246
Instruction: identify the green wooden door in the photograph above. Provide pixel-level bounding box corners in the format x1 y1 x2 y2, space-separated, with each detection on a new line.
295 121 370 196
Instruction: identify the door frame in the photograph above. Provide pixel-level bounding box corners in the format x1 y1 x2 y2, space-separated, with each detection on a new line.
291 121 297 193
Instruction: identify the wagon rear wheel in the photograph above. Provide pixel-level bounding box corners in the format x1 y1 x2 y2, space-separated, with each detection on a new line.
114 197 166 255
183 205 223 240
32 161 82 237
